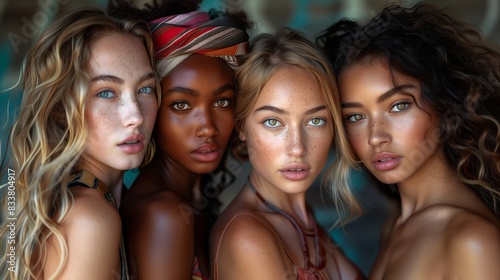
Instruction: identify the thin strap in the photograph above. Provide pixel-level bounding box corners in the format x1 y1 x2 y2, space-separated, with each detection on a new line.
246 179 326 271
68 170 116 207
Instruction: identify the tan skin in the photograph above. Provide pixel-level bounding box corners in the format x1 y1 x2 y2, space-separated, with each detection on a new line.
120 54 236 279
339 58 500 280
210 67 363 280
44 33 158 280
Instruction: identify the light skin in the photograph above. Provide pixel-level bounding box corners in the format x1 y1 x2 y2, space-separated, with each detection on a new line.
210 66 362 280
44 32 158 280
120 54 235 279
339 58 500 280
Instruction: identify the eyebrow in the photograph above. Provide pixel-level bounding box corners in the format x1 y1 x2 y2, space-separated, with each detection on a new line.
90 72 156 84
164 83 234 97
254 105 326 115
341 84 416 108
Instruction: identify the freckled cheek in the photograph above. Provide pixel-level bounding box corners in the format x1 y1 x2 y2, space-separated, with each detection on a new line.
86 106 116 142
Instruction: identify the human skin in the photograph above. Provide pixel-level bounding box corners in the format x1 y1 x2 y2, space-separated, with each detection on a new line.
120 54 236 279
338 57 500 280
44 32 158 280
210 66 362 280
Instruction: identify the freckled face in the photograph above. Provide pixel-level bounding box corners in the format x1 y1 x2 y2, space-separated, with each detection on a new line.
338 59 441 185
82 33 158 173
155 55 235 174
242 66 333 194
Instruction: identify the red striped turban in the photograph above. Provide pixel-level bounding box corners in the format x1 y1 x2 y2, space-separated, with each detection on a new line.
149 11 249 78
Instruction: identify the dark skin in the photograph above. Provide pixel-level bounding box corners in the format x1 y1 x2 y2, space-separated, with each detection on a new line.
120 54 236 279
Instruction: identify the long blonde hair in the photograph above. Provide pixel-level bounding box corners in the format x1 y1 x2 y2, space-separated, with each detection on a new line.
0 7 158 280
232 28 362 224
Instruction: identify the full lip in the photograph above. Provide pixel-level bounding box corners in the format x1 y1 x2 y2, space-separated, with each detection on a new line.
191 142 222 163
279 163 312 181
371 152 402 171
118 133 145 146
117 133 146 154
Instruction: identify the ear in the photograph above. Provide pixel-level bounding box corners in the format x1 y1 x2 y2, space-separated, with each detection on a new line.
238 130 246 141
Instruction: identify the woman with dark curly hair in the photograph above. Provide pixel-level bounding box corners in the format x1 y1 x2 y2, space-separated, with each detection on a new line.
318 3 500 279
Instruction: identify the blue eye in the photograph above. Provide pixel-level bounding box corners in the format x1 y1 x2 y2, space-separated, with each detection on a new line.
139 86 155 94
214 99 231 108
391 102 410 112
96 90 115 99
172 102 191 111
308 118 326 126
263 118 281 127
345 114 364 123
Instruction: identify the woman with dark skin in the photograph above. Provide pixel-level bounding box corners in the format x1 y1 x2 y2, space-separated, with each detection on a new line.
107 1 248 279
318 3 500 279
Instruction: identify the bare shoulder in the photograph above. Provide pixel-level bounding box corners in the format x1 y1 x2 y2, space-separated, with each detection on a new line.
212 209 290 279
121 189 193 231
61 186 121 237
446 211 500 279
44 186 121 279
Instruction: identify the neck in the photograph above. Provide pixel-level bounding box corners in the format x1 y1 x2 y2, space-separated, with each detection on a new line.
152 153 201 202
396 154 466 222
74 162 124 207
247 174 311 229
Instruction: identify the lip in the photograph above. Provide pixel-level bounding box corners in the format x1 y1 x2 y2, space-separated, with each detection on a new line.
371 152 402 171
117 133 145 154
191 143 222 163
279 163 311 181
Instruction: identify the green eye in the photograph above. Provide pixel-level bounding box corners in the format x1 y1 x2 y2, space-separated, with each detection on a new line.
263 119 280 127
391 102 410 112
309 118 326 126
346 114 364 122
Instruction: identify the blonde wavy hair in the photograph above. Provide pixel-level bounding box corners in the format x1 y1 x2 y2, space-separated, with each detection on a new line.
231 28 362 224
0 7 159 280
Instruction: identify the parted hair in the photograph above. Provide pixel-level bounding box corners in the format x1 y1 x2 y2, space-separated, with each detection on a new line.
233 27 362 222
318 3 500 217
0 7 158 280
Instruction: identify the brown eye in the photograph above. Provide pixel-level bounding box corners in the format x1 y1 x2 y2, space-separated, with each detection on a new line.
214 99 231 108
172 102 190 111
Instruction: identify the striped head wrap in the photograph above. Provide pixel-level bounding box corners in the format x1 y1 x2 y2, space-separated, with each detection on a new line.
149 11 249 78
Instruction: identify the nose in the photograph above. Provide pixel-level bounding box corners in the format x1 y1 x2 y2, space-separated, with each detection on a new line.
194 109 217 138
286 125 307 157
122 94 145 128
368 118 391 147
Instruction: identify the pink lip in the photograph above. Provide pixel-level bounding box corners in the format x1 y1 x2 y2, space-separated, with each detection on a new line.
371 152 401 171
279 163 311 181
191 143 221 163
117 134 145 154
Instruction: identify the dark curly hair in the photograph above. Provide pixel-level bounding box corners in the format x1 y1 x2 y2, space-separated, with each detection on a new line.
317 3 500 217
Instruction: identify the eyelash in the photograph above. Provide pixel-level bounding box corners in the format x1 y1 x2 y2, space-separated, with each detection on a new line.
262 117 327 128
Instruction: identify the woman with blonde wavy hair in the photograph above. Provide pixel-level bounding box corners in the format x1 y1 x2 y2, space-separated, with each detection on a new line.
210 28 363 280
0 7 159 280
318 3 500 279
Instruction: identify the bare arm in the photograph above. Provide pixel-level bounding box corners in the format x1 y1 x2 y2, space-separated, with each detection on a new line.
123 192 195 280
212 213 293 280
45 187 122 280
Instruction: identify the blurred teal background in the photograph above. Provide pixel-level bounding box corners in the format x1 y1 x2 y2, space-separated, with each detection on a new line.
0 0 498 276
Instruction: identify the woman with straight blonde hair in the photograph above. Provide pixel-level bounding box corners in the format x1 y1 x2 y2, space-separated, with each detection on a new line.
210 28 363 280
0 7 159 280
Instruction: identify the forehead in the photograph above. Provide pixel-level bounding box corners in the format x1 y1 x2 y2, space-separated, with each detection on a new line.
339 58 420 100
88 33 151 76
255 66 323 105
